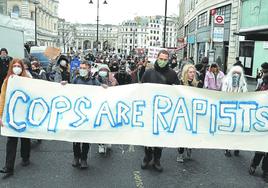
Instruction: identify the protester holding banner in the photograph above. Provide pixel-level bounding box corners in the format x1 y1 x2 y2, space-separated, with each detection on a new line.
221 65 247 157
97 63 118 154
204 63 224 91
177 63 202 163
249 62 268 182
114 61 132 85
71 60 101 169
140 49 179 172
0 58 31 177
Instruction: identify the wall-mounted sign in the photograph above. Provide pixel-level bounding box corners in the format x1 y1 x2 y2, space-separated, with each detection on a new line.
213 27 224 42
214 15 224 25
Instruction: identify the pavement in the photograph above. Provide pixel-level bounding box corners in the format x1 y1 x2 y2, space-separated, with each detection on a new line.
0 79 265 188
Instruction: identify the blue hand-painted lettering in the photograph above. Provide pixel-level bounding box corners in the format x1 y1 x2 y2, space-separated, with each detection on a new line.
153 95 172 135
132 100 145 128
48 96 71 132
27 98 49 127
6 90 29 132
70 97 91 128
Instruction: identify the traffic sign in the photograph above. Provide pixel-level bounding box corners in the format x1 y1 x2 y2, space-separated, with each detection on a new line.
214 15 224 25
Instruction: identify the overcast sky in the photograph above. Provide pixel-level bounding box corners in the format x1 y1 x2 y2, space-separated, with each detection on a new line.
58 0 179 25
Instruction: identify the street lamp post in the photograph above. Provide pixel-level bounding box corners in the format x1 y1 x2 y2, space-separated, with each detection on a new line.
89 0 107 52
33 0 40 46
163 0 167 48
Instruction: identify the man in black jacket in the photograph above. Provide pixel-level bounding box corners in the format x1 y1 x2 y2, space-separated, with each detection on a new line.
140 50 179 172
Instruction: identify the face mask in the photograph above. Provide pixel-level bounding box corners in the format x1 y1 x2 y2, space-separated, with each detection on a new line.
158 60 168 68
60 60 67 67
99 71 108 77
79 69 88 77
13 67 22 75
232 73 241 87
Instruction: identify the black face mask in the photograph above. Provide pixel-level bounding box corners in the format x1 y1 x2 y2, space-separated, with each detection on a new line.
32 69 40 73
110 64 119 72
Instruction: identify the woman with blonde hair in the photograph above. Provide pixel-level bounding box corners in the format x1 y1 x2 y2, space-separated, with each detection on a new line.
177 63 202 163
0 58 32 177
180 63 202 87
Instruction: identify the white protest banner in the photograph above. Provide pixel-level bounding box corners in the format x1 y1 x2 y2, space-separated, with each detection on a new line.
1 76 268 152
147 47 166 63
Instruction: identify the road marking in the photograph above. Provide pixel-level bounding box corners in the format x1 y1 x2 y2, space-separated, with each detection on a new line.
133 171 144 188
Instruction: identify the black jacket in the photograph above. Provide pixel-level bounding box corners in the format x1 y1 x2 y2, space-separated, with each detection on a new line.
0 56 12 92
257 75 268 91
141 61 179 85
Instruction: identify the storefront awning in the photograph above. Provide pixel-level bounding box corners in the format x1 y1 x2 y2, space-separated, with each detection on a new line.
234 26 268 41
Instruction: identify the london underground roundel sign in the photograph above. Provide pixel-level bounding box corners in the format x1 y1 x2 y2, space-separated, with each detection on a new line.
214 15 224 25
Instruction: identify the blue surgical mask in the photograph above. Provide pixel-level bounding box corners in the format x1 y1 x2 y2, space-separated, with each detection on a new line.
99 71 108 77
79 69 88 77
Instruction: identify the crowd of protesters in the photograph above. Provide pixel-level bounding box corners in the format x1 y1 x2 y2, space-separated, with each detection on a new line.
0 47 268 183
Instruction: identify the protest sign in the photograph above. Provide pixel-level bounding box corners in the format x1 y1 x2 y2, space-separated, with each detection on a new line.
1 76 268 152
147 47 166 63
44 47 61 60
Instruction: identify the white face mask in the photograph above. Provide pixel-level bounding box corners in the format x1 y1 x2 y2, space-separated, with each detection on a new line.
13 67 22 75
60 60 67 67
79 69 88 77
99 71 108 77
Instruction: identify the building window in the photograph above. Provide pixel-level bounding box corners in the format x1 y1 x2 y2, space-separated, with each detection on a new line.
189 19 196 32
210 4 231 24
198 12 207 28
12 5 20 16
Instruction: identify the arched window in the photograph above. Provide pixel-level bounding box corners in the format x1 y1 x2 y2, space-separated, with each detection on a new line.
12 5 20 16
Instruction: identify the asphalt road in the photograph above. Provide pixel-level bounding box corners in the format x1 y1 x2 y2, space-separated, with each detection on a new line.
0 138 267 188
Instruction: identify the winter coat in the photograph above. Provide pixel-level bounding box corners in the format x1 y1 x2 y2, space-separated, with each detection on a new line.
114 72 132 85
204 71 224 91
72 75 100 86
256 75 268 91
98 73 118 86
0 56 12 92
31 69 47 80
0 74 30 118
48 65 70 83
141 61 179 85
